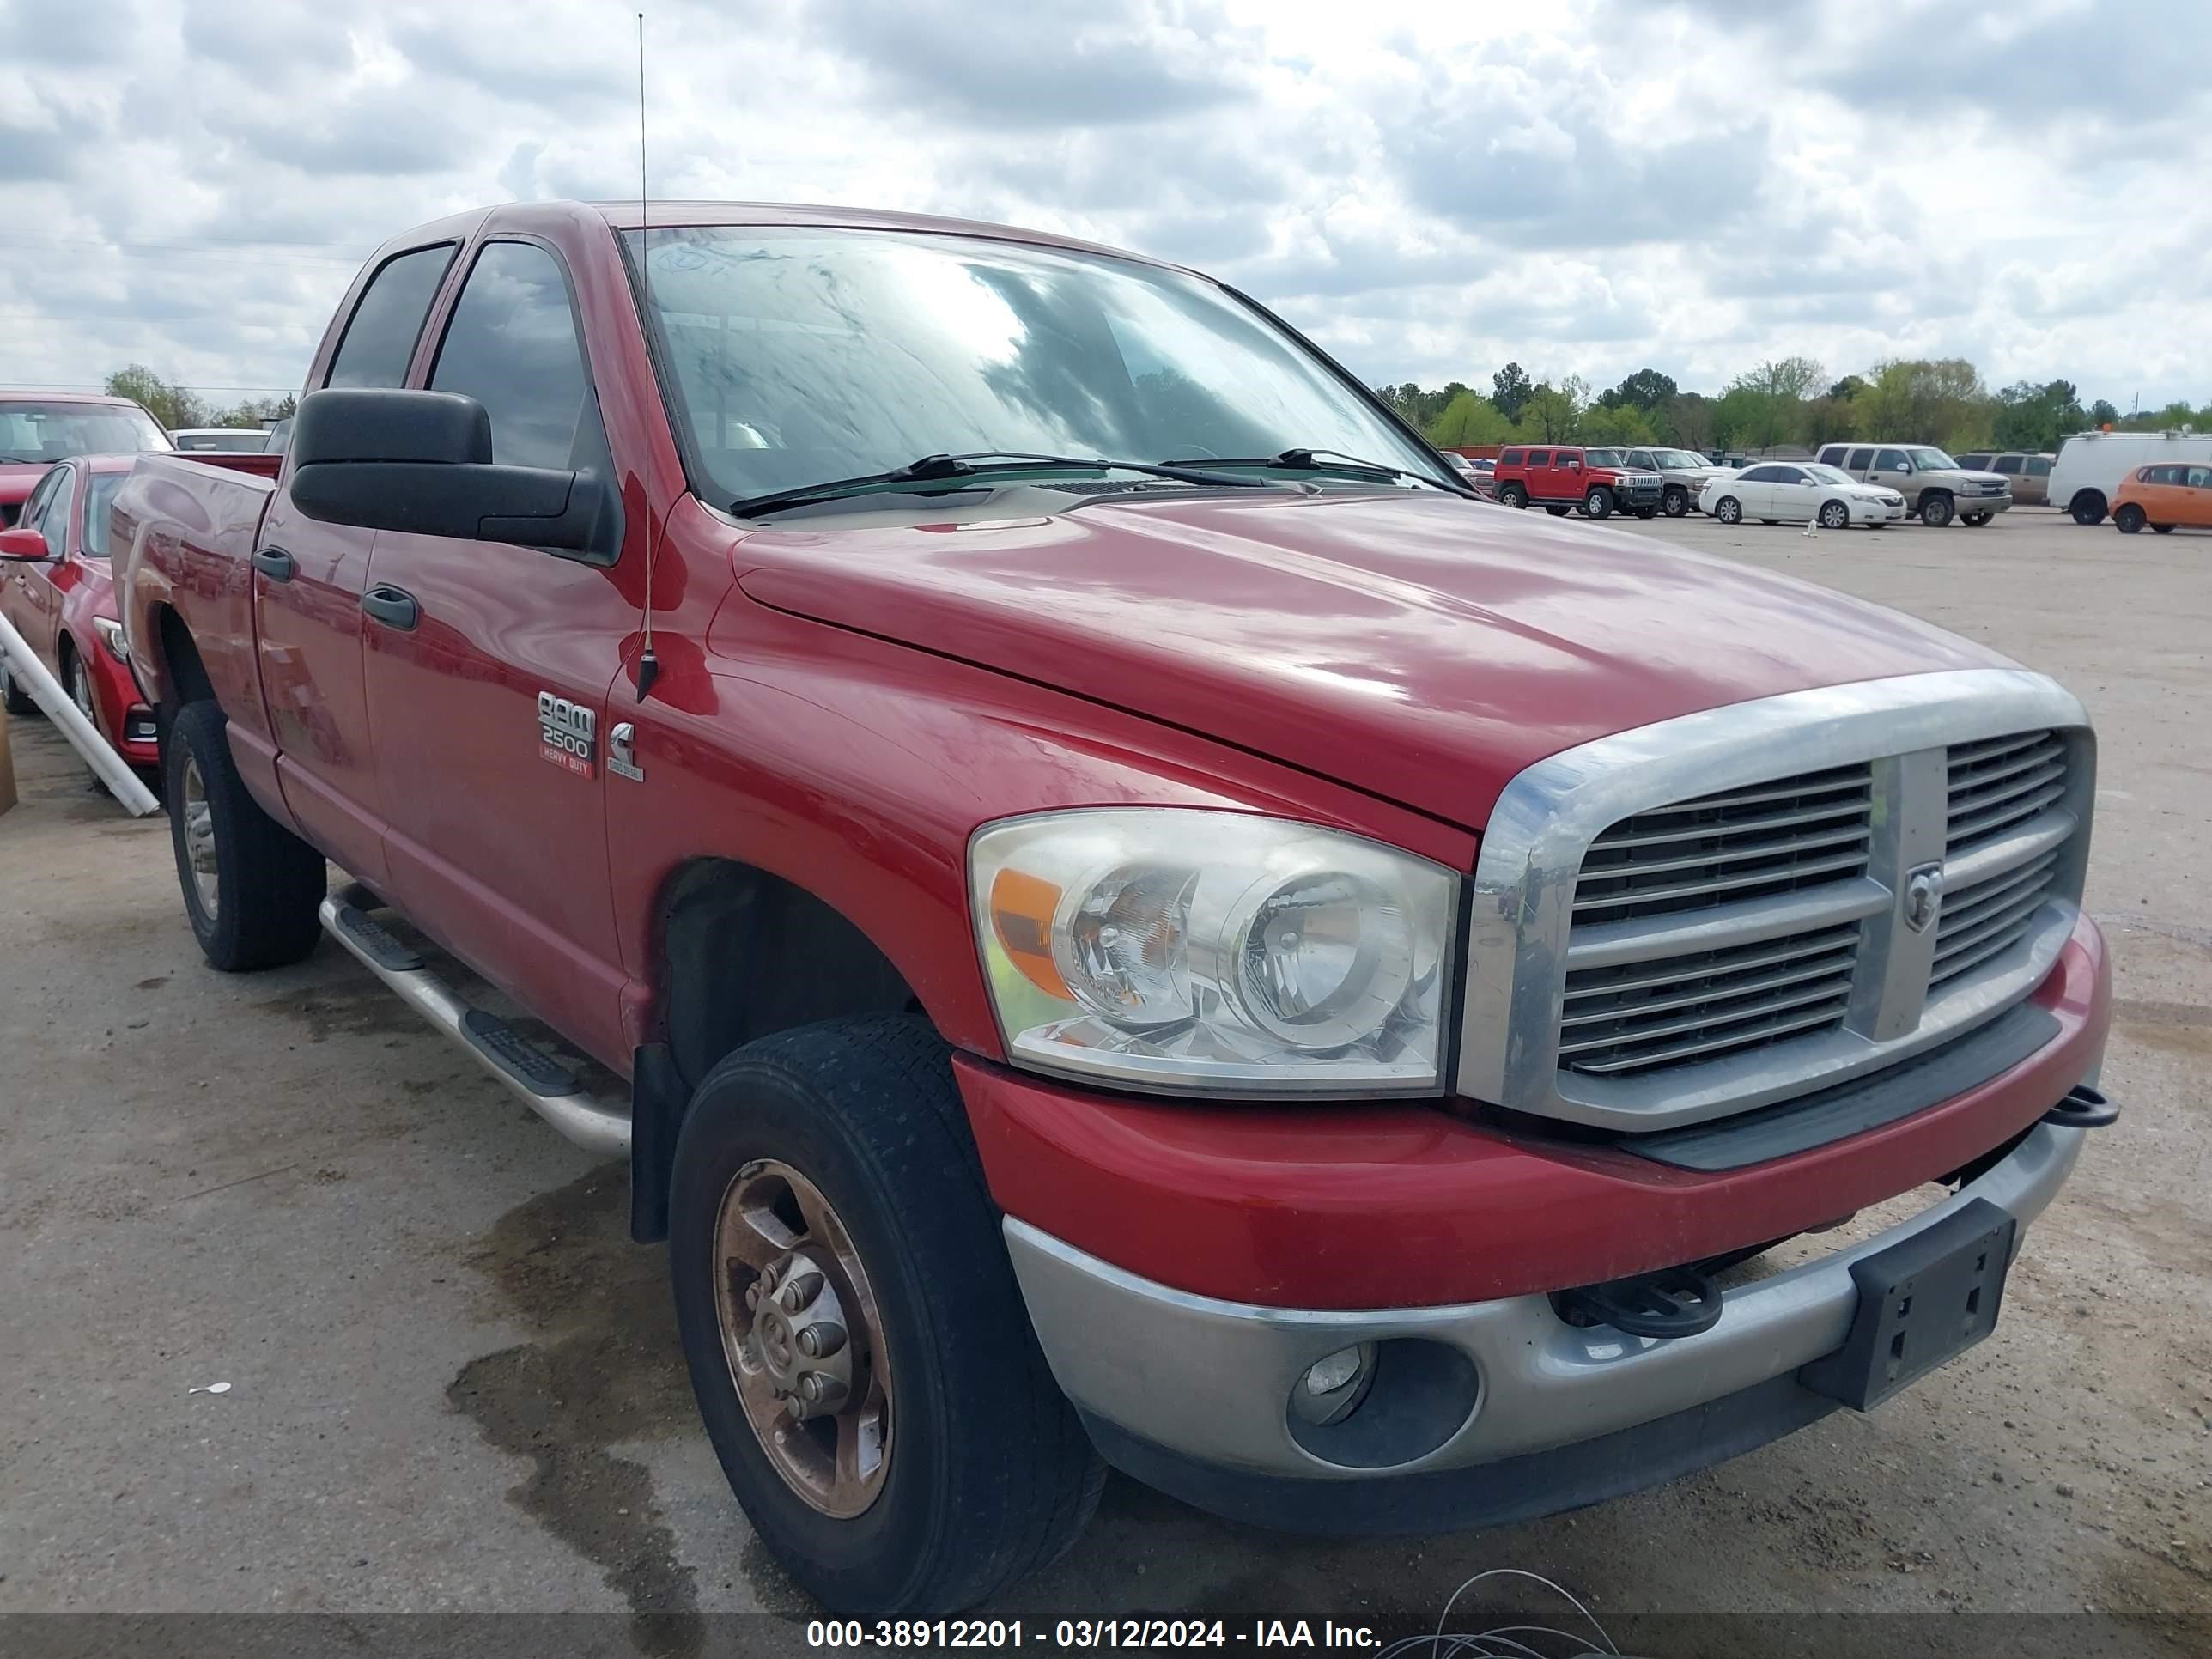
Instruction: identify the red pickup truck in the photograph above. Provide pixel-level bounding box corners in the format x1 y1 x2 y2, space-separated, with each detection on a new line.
1492 443 1664 519
114 200 2114 1616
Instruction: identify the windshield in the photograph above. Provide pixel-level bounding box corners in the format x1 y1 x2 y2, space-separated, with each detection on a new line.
1905 447 1958 471
0 400 171 464
1803 464 1855 484
626 228 1443 505
1655 449 1705 469
82 471 128 559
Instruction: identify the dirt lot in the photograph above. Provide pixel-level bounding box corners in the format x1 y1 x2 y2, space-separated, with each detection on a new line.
3 507 2208 1654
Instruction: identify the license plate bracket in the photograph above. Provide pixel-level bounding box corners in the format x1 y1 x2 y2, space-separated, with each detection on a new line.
1799 1196 2018 1412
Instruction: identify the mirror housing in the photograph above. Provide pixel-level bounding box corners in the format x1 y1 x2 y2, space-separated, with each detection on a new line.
286 388 621 562
0 526 53 562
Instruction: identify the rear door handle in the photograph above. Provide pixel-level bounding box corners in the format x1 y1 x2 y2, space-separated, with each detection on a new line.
361 585 419 630
252 546 295 582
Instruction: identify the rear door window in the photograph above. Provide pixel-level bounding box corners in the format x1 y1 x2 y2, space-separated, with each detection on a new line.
1740 465 1782 483
326 243 459 389
2187 466 2212 489
1992 454 2022 473
2024 456 2051 476
1526 450 1550 468
1847 448 1875 470
1498 448 1523 467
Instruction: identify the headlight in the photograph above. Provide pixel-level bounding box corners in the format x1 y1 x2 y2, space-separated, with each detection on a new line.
94 616 130 664
971 810 1458 1096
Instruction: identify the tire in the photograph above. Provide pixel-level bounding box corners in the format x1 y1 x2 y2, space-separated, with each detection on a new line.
1662 487 1689 518
1498 484 1528 509
1 653 37 715
2069 492 2106 526
64 646 107 788
1918 493 1954 528
1633 506 1658 519
670 1015 1104 1616
1714 495 1742 525
164 699 327 971
2114 503 2145 534
1584 487 1612 520
1961 512 1991 527
2153 524 2174 535
1818 501 1850 530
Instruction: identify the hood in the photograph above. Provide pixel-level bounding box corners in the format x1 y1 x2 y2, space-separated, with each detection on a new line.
734 490 2011 829
0 460 50 507
1946 470 2010 488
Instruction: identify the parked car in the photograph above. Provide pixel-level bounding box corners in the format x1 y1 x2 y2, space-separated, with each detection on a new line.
0 455 161 775
2110 461 2212 534
169 427 271 453
1623 446 1729 517
116 198 2112 1617
1814 444 2012 526
2048 430 2212 526
0 391 171 527
1954 452 2054 507
1492 444 1663 517
1699 462 1906 529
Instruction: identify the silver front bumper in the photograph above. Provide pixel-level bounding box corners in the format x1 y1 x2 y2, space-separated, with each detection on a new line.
1006 1123 2081 1480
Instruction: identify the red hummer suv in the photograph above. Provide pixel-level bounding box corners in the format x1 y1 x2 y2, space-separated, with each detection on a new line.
113 200 2114 1617
1493 443 1665 519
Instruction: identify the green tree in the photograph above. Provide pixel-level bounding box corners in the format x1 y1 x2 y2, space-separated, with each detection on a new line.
2087 398 2119 428
1601 368 1678 413
1578 403 1656 445
1723 356 1827 450
1827 374 1868 404
1849 358 1989 446
104 364 205 430
1663 392 1714 452
1516 375 1586 443
1427 391 1513 447
215 392 296 428
1491 362 1534 422
1991 380 2086 452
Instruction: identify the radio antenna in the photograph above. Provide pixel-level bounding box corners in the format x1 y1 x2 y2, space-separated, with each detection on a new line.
634 9 661 702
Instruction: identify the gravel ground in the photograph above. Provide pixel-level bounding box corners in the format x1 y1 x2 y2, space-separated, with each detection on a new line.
1 507 2206 1656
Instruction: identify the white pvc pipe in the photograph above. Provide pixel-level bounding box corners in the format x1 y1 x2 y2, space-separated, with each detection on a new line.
0 609 163 817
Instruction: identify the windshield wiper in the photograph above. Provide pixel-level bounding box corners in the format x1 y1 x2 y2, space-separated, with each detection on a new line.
732 451 1270 518
1160 447 1462 491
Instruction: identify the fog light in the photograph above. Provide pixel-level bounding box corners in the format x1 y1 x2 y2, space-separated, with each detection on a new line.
1291 1342 1374 1426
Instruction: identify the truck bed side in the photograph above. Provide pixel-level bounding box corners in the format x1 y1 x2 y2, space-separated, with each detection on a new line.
114 453 283 786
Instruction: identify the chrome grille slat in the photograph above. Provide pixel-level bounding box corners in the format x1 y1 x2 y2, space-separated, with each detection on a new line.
1945 780 2066 849
1557 975 1855 1055
1948 743 2064 800
1929 922 2045 989
1563 1000 1853 1076
1559 947 1858 1029
1572 847 1872 915
1937 852 2059 937
1577 821 1872 883
1933 885 2053 965
1583 797 1874 852
1563 927 1861 1000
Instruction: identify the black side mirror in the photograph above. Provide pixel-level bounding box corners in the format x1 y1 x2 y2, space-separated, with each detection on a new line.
287 388 621 562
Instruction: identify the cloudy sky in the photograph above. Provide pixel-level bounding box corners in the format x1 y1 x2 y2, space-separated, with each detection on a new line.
3 0 2206 412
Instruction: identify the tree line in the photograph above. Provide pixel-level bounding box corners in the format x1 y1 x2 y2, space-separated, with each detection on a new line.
1378 359 2212 457
103 365 295 432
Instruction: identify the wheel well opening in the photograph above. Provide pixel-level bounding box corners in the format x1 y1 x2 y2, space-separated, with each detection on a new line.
653 859 922 1092
156 606 215 708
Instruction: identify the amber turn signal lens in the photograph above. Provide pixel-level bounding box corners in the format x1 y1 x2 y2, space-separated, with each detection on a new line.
989 867 1069 1000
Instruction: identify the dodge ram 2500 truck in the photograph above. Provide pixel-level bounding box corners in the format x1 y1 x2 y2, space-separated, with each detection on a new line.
114 200 2117 1617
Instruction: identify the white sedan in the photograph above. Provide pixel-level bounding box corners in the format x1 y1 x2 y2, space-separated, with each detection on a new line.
1699 462 1906 529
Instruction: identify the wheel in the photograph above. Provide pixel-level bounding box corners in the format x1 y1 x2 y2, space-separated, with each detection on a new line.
1918 493 1954 527
1633 506 1658 519
164 699 327 971
1662 487 1689 518
1960 512 1990 527
1 653 37 716
2153 524 2175 534
1818 501 1850 530
1714 495 1742 525
2069 492 2106 526
671 1015 1103 1615
1498 484 1528 509
1584 487 1612 520
64 647 108 787
1544 504 1571 517
2114 503 2145 534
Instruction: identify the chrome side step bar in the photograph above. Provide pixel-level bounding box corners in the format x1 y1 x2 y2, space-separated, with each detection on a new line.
318 895 632 1158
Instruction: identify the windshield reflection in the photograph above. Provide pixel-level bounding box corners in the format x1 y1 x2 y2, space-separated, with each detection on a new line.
625 228 1440 506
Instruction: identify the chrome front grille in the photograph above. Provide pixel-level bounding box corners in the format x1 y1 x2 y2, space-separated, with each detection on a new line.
1455 671 2095 1132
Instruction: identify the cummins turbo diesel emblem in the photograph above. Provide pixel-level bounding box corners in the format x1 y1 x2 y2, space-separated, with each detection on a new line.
537 692 596 777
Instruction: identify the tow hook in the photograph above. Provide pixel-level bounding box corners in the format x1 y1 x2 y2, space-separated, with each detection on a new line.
2040 1083 2118 1132
1553 1262 1724 1339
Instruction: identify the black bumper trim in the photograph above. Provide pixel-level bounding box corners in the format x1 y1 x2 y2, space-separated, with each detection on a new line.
1079 1371 1838 1537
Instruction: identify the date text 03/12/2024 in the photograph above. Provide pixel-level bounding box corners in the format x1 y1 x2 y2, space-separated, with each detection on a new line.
805 1620 1382 1650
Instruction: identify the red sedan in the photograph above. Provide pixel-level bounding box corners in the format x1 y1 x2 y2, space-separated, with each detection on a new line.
1 454 161 775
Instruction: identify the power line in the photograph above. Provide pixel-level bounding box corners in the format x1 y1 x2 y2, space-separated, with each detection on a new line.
3 381 303 392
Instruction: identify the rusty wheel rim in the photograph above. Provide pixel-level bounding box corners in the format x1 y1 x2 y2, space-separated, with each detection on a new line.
713 1158 892 1518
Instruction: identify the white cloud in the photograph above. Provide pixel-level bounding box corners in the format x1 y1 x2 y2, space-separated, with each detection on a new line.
0 0 2204 407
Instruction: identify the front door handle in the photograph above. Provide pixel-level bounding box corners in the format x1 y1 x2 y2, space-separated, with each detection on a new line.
361 585 419 630
252 546 295 582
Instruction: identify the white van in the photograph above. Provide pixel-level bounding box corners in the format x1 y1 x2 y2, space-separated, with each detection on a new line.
2051 430 2212 525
